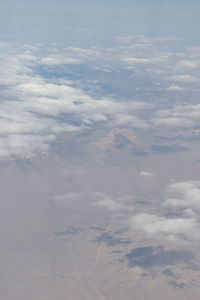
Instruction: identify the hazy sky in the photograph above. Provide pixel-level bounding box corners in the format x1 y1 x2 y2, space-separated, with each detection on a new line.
0 0 200 44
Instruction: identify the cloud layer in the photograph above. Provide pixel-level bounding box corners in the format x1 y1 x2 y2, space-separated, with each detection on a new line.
0 43 149 159
1 36 200 159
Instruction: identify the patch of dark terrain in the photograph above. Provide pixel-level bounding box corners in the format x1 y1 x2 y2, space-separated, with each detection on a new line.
169 280 186 289
112 250 123 254
125 246 194 269
133 150 148 157
54 226 82 236
114 227 129 235
114 134 134 150
162 268 177 278
93 232 131 247
90 226 104 231
136 200 152 206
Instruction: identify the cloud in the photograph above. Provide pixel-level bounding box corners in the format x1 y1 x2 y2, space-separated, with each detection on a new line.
129 180 200 243
40 56 81 66
165 181 200 212
66 47 103 59
130 213 199 242
114 114 149 129
152 117 194 128
116 35 183 45
176 60 200 70
169 74 198 83
0 45 149 159
94 197 125 212
2 37 200 159
0 134 55 158
166 85 184 91
121 57 152 64
152 101 200 129
139 171 155 177
39 46 103 67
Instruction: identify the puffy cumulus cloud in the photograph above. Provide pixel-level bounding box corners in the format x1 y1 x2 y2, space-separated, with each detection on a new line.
169 74 198 83
173 103 200 120
152 117 194 128
0 44 149 159
129 180 200 243
114 114 149 129
14 82 86 102
0 53 33 86
118 48 200 89
152 102 200 129
116 37 175 69
130 213 200 243
166 85 184 91
39 46 103 67
94 197 125 212
65 47 103 59
39 56 81 66
115 36 200 89
121 57 152 64
13 81 148 122
176 60 200 70
165 181 200 212
0 134 55 158
0 94 81 159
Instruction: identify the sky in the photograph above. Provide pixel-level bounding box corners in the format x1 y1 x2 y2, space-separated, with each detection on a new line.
0 0 200 44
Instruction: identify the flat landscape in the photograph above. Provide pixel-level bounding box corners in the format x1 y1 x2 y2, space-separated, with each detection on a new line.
1 1 200 299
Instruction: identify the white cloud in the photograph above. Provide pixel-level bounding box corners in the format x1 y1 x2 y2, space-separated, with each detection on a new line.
177 60 200 69
4 38 200 159
40 56 81 66
121 57 152 64
0 134 55 158
166 85 184 91
66 47 103 59
129 180 200 243
152 101 200 129
114 114 149 129
139 171 155 177
94 197 125 212
130 213 199 242
117 35 183 45
152 117 194 128
165 181 200 212
169 74 198 83
0 46 149 159
39 47 103 67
